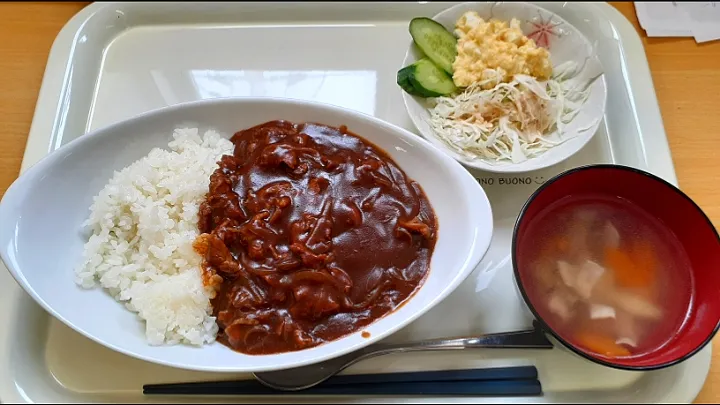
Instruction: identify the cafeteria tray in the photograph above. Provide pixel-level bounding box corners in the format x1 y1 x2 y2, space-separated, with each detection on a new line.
0 1 711 403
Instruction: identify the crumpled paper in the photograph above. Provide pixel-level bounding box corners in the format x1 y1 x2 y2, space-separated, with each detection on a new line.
635 2 720 43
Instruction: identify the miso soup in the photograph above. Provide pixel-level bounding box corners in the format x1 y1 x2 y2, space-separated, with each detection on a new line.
519 194 694 359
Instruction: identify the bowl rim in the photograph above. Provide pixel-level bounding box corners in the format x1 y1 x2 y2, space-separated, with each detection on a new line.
0 96 494 373
400 1 608 174
511 163 720 371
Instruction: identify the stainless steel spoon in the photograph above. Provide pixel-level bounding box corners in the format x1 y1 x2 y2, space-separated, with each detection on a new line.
252 322 553 391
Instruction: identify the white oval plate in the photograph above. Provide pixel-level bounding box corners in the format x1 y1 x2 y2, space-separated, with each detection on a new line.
402 1 608 174
0 97 493 373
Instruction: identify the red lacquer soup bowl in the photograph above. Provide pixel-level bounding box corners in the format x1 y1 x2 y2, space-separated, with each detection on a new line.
512 164 720 370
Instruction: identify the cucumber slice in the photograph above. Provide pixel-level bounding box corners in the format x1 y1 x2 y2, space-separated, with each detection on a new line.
407 58 458 97
409 17 458 74
397 64 424 96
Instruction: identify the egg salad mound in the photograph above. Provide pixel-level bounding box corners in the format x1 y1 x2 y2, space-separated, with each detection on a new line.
452 12 552 89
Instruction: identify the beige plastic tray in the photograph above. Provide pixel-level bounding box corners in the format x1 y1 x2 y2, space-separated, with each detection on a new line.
0 2 709 403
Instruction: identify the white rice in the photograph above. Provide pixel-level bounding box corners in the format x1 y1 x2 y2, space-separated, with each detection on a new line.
74 128 234 346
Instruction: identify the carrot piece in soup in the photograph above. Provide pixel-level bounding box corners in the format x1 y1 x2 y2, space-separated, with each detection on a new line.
556 236 570 253
604 247 652 288
631 240 658 279
540 236 570 258
576 331 631 357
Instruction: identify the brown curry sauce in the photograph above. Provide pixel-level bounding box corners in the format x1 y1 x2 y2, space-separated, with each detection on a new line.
194 120 437 355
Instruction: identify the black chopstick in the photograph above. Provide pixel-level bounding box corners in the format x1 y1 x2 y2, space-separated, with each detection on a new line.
145 379 542 396
318 365 538 386
143 366 542 397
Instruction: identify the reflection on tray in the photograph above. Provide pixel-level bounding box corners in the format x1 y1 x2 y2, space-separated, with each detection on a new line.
187 70 378 115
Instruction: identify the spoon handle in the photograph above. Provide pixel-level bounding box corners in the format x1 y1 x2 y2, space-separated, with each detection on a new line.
356 324 553 360
252 323 553 391
332 323 553 377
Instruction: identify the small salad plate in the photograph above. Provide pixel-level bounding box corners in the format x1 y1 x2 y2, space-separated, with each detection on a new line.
400 1 607 173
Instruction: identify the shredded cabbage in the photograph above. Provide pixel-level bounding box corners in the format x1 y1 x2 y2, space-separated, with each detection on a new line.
427 62 601 164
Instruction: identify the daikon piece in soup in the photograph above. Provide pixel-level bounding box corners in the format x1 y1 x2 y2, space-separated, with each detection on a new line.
520 194 694 359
